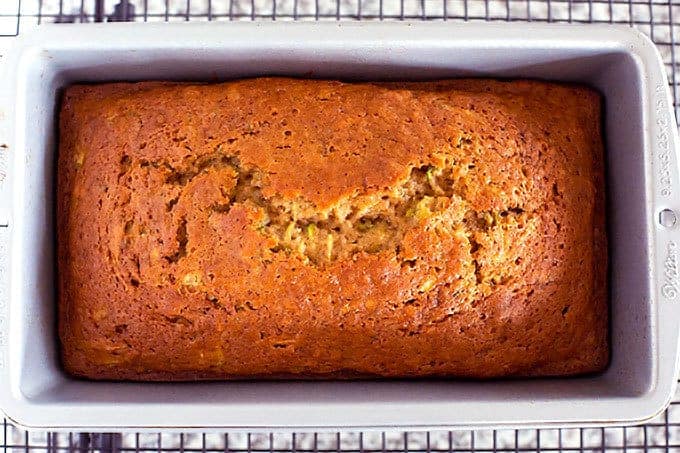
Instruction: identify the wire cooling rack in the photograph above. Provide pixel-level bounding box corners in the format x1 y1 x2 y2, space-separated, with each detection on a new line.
1 0 680 451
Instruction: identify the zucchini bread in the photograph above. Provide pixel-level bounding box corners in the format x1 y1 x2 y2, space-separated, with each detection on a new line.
58 78 608 380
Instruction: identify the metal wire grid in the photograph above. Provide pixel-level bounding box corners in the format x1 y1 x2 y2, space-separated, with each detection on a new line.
0 0 679 451
4 417 680 452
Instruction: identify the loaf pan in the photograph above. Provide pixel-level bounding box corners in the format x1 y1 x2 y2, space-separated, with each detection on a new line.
0 22 679 431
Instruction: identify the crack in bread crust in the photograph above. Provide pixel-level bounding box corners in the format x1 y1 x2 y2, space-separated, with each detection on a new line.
118 148 532 271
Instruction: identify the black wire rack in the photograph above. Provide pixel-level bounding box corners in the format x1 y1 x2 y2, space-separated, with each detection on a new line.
1 0 680 451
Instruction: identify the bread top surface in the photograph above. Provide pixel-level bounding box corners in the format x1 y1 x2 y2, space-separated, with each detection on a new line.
58 78 607 380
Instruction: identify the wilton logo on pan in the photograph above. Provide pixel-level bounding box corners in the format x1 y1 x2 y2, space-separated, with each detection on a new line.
656 84 673 198
663 241 679 300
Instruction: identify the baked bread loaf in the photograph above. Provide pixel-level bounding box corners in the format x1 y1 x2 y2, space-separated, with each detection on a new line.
58 78 608 380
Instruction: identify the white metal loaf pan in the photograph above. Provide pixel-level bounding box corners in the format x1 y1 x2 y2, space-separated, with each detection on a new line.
0 22 679 431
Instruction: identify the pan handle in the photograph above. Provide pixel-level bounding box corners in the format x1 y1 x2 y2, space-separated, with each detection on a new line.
646 37 680 411
0 39 14 390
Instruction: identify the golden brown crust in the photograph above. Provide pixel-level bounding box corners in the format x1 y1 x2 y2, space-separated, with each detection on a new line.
58 78 608 380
